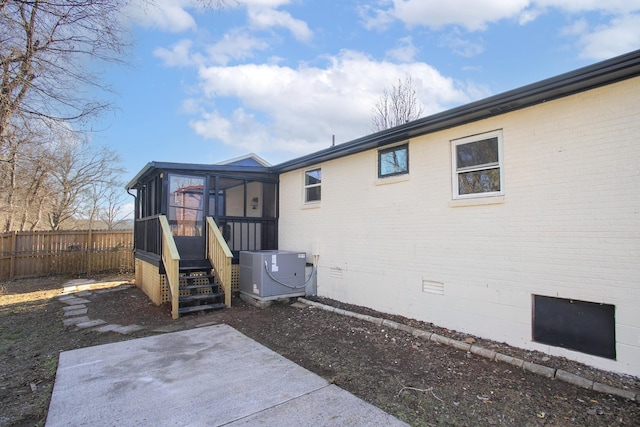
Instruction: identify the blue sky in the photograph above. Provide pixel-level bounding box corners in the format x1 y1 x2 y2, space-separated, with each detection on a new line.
95 0 640 184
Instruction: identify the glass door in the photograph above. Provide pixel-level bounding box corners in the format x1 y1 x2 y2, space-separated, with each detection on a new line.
168 174 205 260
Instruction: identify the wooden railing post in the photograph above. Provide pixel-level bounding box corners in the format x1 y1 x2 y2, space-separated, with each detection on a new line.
206 217 233 308
159 216 181 319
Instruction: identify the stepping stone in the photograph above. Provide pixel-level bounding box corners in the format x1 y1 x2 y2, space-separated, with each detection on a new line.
93 324 122 333
63 316 90 326
62 304 87 311
64 279 97 287
75 290 92 297
65 298 91 305
76 319 107 329
64 308 88 317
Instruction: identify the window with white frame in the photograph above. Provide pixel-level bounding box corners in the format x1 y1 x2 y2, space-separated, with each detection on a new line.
378 143 409 178
452 130 503 198
304 168 321 203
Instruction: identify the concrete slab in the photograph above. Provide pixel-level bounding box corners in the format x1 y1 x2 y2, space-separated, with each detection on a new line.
62 316 90 326
59 298 91 305
91 324 122 333
63 308 88 317
75 290 92 297
46 324 407 427
75 319 106 329
228 384 403 426
61 304 87 311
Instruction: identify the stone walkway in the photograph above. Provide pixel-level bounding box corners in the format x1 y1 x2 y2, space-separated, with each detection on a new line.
57 279 145 335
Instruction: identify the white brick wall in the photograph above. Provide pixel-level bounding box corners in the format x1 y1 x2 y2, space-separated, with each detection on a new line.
278 77 640 376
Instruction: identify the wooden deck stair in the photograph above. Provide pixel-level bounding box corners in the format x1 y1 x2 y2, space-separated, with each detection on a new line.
177 260 226 315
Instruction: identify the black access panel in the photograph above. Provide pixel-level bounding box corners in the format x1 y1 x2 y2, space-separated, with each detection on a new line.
532 295 616 360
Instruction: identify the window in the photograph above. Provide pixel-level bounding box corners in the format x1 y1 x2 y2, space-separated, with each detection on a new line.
452 130 503 198
304 168 321 203
378 144 409 178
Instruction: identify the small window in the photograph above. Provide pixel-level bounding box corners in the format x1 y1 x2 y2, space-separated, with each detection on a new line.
304 168 321 203
378 144 409 178
533 295 616 360
452 130 503 199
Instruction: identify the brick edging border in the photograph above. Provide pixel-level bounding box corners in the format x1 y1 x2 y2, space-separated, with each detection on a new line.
297 297 638 402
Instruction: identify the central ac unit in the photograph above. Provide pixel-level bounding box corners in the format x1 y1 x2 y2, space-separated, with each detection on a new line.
239 250 307 301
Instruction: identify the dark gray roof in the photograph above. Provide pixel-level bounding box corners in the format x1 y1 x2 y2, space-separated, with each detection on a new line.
273 49 640 173
126 161 273 190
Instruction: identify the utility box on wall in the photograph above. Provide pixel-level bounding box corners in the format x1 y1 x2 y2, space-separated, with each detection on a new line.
239 250 307 301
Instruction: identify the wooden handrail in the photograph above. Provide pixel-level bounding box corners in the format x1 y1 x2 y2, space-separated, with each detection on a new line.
159 215 181 319
206 217 233 308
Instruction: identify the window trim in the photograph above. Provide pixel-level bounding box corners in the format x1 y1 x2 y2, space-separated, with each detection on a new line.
303 167 322 204
378 143 409 178
451 130 504 200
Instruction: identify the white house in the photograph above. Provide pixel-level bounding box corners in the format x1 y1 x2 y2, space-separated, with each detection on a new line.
128 49 640 377
275 50 640 377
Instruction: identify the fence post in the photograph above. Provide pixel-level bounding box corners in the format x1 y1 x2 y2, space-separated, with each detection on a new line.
10 231 16 281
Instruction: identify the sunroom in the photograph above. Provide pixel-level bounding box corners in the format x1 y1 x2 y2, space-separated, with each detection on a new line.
125 154 278 318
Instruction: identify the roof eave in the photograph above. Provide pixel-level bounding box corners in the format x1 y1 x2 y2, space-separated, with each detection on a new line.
125 161 274 190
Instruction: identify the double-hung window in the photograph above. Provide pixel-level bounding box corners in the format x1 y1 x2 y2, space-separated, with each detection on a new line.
452 130 503 199
304 168 321 203
378 143 409 178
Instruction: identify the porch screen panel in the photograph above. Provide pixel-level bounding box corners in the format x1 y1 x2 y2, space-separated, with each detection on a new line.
168 174 205 236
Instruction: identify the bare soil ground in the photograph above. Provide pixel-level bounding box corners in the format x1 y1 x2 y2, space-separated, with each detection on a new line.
1 275 639 427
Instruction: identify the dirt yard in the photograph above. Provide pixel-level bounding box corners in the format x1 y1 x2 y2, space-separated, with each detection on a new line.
1 275 639 427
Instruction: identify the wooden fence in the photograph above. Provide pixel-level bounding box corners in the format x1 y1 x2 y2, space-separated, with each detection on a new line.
0 229 134 282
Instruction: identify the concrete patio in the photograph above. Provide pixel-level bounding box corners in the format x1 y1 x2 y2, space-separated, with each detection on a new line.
46 324 408 426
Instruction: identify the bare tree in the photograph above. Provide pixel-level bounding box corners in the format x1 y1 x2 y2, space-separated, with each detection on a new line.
0 116 53 231
45 132 124 230
371 74 424 132
97 187 132 230
0 0 130 152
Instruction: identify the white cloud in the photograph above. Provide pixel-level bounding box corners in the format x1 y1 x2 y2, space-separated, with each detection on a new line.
364 0 640 32
534 0 640 14
125 0 197 32
386 36 419 62
574 14 640 59
206 29 270 65
364 0 530 31
154 39 198 67
190 51 477 156
561 18 589 36
154 30 271 67
439 30 485 57
248 7 313 42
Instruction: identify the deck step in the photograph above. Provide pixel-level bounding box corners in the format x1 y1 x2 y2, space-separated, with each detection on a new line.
178 302 226 314
180 283 220 291
180 273 215 281
179 293 224 302
178 267 212 276
174 258 226 317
